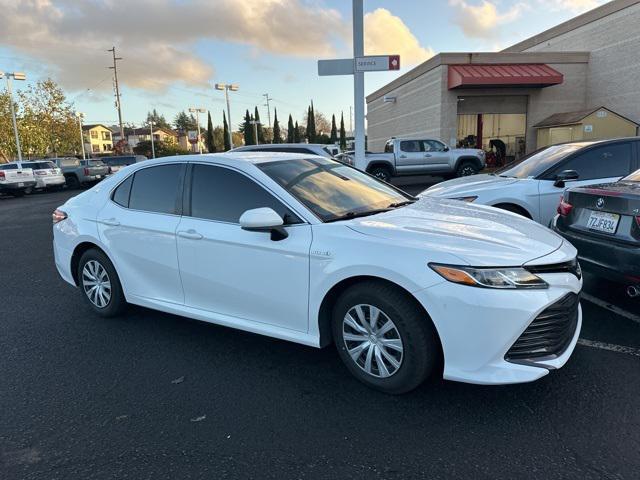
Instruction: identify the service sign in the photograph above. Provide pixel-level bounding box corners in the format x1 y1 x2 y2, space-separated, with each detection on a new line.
355 55 400 72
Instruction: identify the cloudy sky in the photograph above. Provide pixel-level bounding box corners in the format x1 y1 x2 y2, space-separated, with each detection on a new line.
0 0 607 130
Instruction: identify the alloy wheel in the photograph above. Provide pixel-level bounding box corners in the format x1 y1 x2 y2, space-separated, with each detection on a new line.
342 304 404 378
82 260 112 308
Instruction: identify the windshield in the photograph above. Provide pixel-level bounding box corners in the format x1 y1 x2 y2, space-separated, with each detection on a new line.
623 169 640 182
494 144 587 179
258 158 413 222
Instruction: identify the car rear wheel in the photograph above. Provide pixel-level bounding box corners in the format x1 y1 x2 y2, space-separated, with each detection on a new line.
456 160 479 177
65 175 80 189
369 166 392 183
77 249 127 317
332 281 439 394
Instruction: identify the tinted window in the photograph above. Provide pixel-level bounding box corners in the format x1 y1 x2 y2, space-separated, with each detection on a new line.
59 158 79 167
129 164 183 214
424 140 446 152
259 158 411 222
190 164 300 224
23 161 55 169
112 175 133 207
384 142 394 153
549 143 632 181
495 143 586 179
400 140 422 153
0 164 18 170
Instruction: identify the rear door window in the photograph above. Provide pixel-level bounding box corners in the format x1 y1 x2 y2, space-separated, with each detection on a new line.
400 141 422 153
128 164 184 214
550 143 633 181
112 175 133 207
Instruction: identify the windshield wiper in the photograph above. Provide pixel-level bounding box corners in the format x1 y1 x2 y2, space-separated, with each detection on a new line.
324 208 394 223
387 200 416 208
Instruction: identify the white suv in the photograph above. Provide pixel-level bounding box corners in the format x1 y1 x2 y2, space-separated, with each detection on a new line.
14 160 65 192
53 153 582 393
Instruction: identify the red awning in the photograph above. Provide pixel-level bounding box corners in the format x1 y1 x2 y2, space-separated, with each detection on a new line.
448 64 563 89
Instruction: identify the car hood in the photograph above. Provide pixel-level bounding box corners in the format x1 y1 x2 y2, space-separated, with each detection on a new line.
421 174 519 197
346 197 563 266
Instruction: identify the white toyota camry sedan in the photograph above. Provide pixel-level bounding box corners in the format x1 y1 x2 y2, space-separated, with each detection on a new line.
53 153 582 394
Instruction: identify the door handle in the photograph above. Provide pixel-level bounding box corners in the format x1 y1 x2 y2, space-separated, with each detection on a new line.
177 229 203 240
399 155 407 159
424 154 432 157
99 218 120 226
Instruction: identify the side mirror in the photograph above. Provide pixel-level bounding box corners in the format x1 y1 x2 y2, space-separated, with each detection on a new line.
443 146 450 152
240 207 288 241
554 169 579 188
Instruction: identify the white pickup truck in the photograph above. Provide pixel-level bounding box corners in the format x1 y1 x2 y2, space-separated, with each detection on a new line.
0 163 36 197
360 138 486 182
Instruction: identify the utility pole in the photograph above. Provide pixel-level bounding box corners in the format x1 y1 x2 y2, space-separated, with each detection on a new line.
107 47 125 150
215 83 239 149
0 71 26 161
263 93 273 141
189 107 206 154
76 112 86 160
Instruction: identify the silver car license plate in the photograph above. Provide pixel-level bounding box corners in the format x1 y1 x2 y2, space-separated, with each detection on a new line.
587 211 619 234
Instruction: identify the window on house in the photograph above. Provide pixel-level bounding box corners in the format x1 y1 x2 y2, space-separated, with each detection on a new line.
90 131 98 139
102 131 111 140
92 144 100 152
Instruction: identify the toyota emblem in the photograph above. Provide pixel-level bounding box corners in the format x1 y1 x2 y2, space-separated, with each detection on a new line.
596 197 605 209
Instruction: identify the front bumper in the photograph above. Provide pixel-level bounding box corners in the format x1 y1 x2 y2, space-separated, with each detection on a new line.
413 271 582 385
552 217 640 283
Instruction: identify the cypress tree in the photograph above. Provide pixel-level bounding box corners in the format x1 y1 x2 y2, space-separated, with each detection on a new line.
272 108 282 144
308 101 316 143
339 112 347 150
243 109 255 146
223 111 231 151
294 121 301 143
205 111 216 153
330 114 338 144
287 114 295 143
305 106 311 143
254 106 265 144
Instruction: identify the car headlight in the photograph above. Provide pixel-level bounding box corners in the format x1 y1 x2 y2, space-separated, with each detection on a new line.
450 196 478 203
429 264 548 289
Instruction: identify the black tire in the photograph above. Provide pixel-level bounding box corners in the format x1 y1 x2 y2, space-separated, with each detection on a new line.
456 160 480 177
332 281 440 394
77 248 127 318
24 186 34 195
65 175 80 189
369 166 392 183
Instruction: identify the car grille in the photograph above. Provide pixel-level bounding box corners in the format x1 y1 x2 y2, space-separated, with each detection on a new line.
525 258 582 279
505 293 580 362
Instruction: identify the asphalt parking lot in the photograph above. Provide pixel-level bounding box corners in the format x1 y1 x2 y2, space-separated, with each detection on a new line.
1 187 639 480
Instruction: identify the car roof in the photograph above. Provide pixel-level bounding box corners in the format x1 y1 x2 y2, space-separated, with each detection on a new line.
233 143 328 150
129 152 326 168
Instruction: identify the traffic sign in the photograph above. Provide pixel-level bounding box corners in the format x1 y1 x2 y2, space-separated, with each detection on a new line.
354 55 401 72
318 58 354 76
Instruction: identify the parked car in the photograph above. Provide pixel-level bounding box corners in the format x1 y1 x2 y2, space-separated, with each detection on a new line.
100 155 147 174
11 160 65 192
423 138 640 226
362 138 486 182
53 154 582 393
231 143 337 159
53 157 109 188
552 168 640 295
0 163 36 197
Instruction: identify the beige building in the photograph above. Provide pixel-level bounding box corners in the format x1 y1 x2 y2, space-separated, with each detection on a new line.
112 126 179 148
82 124 113 154
366 0 640 158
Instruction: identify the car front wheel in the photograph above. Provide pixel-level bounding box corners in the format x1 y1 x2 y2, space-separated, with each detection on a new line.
332 281 440 394
77 249 127 317
456 160 479 177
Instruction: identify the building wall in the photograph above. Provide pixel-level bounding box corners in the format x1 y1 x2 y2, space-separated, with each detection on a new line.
519 2 640 127
367 66 444 152
84 126 113 153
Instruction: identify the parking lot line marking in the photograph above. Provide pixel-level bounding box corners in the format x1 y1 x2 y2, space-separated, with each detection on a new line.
578 339 640 358
581 293 640 325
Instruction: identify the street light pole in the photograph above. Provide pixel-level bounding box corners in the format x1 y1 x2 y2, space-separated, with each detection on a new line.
76 112 86 161
189 107 206 154
149 121 156 159
215 83 239 149
1 71 26 162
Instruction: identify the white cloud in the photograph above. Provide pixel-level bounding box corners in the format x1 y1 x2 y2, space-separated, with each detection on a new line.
449 0 527 39
0 0 344 92
537 0 607 13
364 8 434 66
